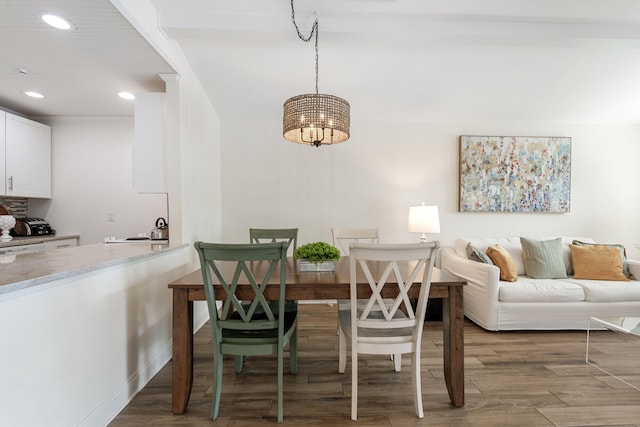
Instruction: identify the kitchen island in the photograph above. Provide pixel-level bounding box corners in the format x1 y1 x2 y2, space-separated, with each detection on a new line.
0 241 196 427
0 240 184 295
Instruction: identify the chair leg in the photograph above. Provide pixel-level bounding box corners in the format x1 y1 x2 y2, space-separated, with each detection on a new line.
351 347 358 421
277 346 284 423
234 355 244 373
211 348 223 420
338 325 347 373
289 325 298 374
393 353 402 372
412 350 424 418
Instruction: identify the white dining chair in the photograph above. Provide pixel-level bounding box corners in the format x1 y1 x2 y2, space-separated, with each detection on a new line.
338 241 439 420
332 228 381 326
332 228 399 363
332 228 379 255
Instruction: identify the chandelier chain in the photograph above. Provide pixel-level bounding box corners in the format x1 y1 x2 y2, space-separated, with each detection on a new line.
290 0 319 94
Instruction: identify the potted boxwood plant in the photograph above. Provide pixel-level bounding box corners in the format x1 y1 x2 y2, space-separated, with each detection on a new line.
294 241 341 272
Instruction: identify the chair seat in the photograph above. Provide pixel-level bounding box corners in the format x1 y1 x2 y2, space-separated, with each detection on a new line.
337 298 394 310
338 309 414 342
224 311 298 341
241 300 298 313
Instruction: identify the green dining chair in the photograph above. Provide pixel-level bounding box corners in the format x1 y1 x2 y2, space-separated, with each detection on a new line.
249 228 298 255
194 241 298 423
249 227 300 334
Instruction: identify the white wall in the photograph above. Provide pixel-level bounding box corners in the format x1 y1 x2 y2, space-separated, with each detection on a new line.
221 119 640 258
175 74 222 253
28 116 167 245
113 0 223 265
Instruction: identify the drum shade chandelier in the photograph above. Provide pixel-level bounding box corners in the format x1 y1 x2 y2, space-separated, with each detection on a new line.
283 0 350 147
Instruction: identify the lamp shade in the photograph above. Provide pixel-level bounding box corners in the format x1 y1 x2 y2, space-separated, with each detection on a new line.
408 204 440 242
283 93 350 146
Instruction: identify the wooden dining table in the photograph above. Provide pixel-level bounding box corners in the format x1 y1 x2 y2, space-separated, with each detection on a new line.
168 257 466 414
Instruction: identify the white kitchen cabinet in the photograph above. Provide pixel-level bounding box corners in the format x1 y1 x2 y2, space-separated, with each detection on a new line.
0 237 78 255
4 112 52 198
42 237 78 250
0 111 6 195
0 243 45 256
133 92 167 193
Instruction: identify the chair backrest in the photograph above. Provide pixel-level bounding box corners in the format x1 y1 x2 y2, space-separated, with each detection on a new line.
250 228 298 255
194 241 288 333
332 228 379 256
349 242 439 334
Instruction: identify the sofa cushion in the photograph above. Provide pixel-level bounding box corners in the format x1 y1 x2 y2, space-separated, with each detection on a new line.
520 237 567 279
566 278 640 302
570 244 630 281
466 243 493 264
571 240 633 279
454 236 596 276
486 244 518 282
455 238 526 274
499 278 585 302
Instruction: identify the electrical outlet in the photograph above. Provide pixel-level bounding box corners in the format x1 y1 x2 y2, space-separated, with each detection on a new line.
107 210 116 222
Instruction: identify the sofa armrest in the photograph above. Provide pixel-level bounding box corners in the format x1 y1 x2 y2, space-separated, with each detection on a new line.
441 246 501 330
628 259 640 280
441 246 500 296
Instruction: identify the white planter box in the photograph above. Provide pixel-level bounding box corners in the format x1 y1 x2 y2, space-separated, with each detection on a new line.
298 260 336 272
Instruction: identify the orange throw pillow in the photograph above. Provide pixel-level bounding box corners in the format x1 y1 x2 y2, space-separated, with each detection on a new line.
569 244 630 281
486 244 518 282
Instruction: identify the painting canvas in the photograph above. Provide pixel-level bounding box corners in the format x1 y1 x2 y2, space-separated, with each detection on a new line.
459 136 571 213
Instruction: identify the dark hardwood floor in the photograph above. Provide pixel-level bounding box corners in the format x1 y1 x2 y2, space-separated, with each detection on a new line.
110 303 640 426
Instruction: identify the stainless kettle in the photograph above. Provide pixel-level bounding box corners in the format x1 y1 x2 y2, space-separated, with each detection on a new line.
151 217 169 240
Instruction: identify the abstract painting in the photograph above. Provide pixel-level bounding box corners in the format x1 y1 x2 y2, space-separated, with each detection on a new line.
459 136 571 213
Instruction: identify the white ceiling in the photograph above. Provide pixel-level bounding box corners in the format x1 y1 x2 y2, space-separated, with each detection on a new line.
4 0 640 124
149 0 640 124
0 0 174 117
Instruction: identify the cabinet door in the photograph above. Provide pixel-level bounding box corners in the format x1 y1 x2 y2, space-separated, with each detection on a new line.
0 111 6 195
133 93 167 193
5 113 51 198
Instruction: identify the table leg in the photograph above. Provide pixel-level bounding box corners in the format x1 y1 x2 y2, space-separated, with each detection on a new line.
172 289 194 414
442 288 465 407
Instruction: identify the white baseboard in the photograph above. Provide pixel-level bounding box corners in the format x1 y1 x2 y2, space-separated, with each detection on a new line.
80 340 173 427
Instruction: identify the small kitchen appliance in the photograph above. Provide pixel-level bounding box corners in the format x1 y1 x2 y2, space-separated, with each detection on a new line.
150 217 169 240
12 217 56 236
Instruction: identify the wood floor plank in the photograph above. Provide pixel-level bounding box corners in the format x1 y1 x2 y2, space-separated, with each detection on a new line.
539 405 640 427
109 304 640 426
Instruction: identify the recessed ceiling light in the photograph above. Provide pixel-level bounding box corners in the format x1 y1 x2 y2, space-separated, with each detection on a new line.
22 91 44 99
41 13 75 31
118 92 135 100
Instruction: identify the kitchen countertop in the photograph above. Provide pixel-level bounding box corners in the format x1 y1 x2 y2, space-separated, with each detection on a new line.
0 234 80 248
0 241 188 295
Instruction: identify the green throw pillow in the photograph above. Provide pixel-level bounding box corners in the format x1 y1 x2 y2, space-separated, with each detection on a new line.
466 242 493 265
520 237 567 279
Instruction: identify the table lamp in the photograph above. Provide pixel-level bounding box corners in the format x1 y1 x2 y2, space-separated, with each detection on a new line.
408 203 440 243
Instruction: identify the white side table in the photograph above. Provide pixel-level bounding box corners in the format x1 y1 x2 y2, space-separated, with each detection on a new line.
586 316 640 391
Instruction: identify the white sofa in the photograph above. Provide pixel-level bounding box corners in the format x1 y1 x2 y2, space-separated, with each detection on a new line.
441 237 640 330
